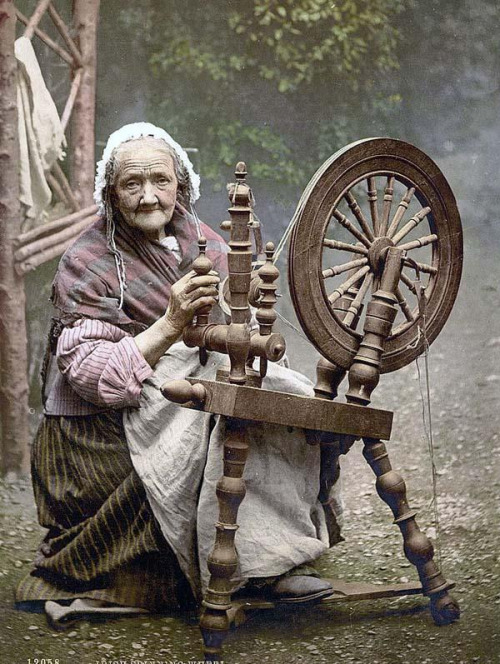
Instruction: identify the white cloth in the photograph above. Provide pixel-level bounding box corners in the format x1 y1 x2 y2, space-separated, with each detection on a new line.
123 343 342 595
160 235 181 262
15 37 66 231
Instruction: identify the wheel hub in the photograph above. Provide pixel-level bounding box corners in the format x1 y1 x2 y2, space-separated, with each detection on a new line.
368 237 395 275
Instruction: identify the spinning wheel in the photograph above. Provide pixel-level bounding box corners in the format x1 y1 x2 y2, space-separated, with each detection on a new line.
161 149 463 662
289 138 463 372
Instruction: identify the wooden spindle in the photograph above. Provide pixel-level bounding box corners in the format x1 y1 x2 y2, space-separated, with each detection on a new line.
387 187 415 238
379 175 395 236
392 207 431 245
256 242 279 336
344 191 375 241
333 210 372 248
399 233 438 252
328 265 371 305
367 176 380 236
322 257 368 279
256 242 280 377
322 239 368 255
190 236 214 365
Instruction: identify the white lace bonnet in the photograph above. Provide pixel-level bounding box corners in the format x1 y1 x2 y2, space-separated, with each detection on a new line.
94 122 201 214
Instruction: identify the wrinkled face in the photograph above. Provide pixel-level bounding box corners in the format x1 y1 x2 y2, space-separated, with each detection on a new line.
113 138 178 241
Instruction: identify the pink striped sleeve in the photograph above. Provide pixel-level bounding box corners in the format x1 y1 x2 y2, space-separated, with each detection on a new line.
56 319 153 408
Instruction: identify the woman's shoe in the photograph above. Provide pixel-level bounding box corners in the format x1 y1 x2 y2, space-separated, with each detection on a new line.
269 575 334 604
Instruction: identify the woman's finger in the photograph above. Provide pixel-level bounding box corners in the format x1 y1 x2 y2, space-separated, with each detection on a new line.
187 285 219 302
192 296 218 311
185 275 220 293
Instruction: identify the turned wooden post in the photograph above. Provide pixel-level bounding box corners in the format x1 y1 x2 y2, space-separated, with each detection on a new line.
344 245 459 625
224 162 252 384
255 241 279 377
313 287 355 400
362 437 459 624
199 163 281 661
346 246 401 406
200 419 249 661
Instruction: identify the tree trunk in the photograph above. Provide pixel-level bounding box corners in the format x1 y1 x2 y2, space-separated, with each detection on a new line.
0 1 30 476
70 0 100 207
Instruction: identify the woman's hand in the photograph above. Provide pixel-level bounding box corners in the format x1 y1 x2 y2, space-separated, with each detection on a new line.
164 270 220 335
135 270 220 368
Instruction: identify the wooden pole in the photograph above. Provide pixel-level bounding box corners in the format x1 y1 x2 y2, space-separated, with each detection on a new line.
0 0 30 476
60 67 82 132
14 212 98 266
70 0 100 207
14 204 98 248
22 0 51 40
47 3 83 68
16 8 74 66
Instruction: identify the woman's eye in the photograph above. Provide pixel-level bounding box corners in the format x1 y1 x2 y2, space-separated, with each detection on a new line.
156 178 169 186
126 181 139 190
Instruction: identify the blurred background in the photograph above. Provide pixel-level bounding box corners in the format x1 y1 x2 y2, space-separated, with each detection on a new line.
14 0 499 406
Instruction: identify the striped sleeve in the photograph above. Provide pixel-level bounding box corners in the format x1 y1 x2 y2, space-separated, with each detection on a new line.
56 319 154 409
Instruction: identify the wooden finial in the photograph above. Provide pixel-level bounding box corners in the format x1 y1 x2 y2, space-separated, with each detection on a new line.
255 242 279 378
256 242 279 337
235 161 247 182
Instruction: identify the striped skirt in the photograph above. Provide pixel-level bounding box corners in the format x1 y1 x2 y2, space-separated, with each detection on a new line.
15 411 194 611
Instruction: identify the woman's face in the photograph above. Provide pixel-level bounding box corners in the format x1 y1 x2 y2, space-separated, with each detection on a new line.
113 138 178 242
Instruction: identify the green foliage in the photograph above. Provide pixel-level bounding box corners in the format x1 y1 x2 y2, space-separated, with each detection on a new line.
118 0 406 191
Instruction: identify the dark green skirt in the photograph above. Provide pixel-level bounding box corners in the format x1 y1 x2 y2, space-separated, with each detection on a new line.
16 411 194 611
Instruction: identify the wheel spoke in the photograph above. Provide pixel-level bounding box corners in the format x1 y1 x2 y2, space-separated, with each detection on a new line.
328 265 371 304
344 191 375 241
366 176 380 235
323 239 368 255
387 187 415 238
332 209 371 248
395 286 415 322
322 257 368 279
379 176 395 237
343 273 374 327
403 259 437 275
399 233 438 251
392 206 431 244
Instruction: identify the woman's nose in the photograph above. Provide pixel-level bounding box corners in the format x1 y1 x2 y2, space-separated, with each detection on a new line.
141 181 158 206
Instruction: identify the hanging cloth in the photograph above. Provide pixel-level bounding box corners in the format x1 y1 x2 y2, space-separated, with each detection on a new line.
15 36 66 232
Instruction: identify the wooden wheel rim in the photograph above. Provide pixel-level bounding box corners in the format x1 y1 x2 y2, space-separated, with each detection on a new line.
288 138 463 373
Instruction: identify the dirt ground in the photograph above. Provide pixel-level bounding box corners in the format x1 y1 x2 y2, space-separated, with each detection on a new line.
0 227 498 664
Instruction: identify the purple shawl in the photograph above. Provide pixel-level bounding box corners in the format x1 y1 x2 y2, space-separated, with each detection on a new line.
51 207 229 334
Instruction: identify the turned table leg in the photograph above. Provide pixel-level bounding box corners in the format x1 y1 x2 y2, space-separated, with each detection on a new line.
362 437 460 625
200 417 249 662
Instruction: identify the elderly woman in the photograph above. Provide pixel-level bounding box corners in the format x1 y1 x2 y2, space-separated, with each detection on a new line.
16 123 339 619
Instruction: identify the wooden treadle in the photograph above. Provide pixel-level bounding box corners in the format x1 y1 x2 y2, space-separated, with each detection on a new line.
227 579 426 626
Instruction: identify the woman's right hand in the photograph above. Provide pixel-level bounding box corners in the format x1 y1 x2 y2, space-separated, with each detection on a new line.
164 270 220 336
